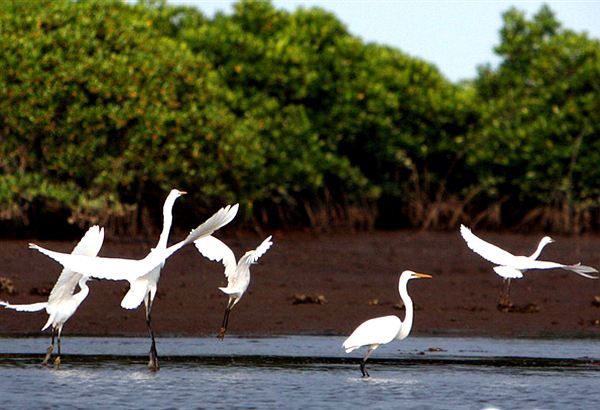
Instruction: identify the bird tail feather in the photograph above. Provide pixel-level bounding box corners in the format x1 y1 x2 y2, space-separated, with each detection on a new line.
565 263 599 279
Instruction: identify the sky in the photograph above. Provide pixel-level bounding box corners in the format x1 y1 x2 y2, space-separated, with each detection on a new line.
167 1 600 82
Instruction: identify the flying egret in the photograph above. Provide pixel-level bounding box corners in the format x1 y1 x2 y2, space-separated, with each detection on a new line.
0 225 104 368
460 224 599 306
194 235 273 339
118 188 185 370
342 270 432 377
29 203 239 369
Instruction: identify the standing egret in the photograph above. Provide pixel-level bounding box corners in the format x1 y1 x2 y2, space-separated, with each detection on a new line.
460 224 598 307
29 203 239 369
194 235 273 339
0 225 104 368
119 188 185 370
342 270 432 377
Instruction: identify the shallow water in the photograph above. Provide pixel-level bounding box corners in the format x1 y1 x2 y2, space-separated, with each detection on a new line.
1 336 599 409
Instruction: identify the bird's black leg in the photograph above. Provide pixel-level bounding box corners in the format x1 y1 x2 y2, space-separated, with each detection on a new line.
42 328 55 366
146 294 159 371
360 347 375 378
360 360 370 378
218 298 234 340
54 330 62 369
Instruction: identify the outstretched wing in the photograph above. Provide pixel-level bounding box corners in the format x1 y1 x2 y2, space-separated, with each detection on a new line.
29 204 240 282
194 236 237 279
48 226 105 305
460 225 517 266
0 300 47 312
28 244 143 281
238 236 273 267
164 203 240 259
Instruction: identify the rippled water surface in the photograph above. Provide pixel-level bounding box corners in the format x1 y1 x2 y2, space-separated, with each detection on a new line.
1 336 599 409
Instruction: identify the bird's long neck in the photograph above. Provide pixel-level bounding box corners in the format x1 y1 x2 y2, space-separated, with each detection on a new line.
74 278 90 307
156 194 177 251
529 239 548 260
397 277 414 340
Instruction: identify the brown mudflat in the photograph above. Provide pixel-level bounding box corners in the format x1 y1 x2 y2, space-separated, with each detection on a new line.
1 229 600 338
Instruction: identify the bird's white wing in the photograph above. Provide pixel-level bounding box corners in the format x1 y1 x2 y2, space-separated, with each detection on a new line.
30 205 239 282
163 203 240 259
0 300 47 312
342 315 402 353
194 236 237 279
238 236 273 267
460 225 518 266
48 226 105 305
28 245 147 281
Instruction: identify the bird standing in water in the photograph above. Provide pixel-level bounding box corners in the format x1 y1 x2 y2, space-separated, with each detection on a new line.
342 270 432 377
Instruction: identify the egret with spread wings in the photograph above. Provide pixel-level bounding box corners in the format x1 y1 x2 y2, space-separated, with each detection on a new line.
29 203 239 369
1 225 104 368
118 189 185 371
460 224 598 306
194 235 273 339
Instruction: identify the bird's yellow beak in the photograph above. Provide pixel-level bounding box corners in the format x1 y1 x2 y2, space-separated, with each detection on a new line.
414 273 432 279
179 190 188 195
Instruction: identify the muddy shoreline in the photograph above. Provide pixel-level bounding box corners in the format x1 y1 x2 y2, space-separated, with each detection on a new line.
1 229 600 338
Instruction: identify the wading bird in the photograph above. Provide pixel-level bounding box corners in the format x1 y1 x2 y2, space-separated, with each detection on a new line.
342 270 432 377
460 224 598 307
118 189 185 370
1 225 104 368
194 235 273 339
29 203 239 370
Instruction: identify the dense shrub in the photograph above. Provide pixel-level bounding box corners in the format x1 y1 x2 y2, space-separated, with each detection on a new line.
0 1 598 235
466 6 600 231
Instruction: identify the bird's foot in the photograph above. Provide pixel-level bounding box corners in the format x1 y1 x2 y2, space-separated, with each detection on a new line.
41 345 53 366
53 356 61 369
148 351 159 372
217 327 226 340
497 295 514 312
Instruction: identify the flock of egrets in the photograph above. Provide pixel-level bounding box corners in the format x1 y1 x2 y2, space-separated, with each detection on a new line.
1 189 598 377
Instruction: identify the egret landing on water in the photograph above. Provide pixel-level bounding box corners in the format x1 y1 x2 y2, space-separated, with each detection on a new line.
194 235 273 339
0 225 104 369
460 225 599 308
29 202 239 371
119 188 185 371
342 270 432 377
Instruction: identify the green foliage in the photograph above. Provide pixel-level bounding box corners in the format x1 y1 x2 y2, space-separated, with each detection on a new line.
467 6 600 230
1 0 598 233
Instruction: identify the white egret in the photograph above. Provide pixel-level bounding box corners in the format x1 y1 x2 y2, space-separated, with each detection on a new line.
342 270 432 377
460 224 598 306
194 235 273 339
29 203 239 369
0 225 104 368
118 188 185 370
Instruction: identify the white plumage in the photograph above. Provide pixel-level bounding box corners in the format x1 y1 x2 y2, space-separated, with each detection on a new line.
342 270 431 377
29 203 239 283
460 224 598 305
1 225 104 367
194 235 273 338
460 224 598 278
29 201 239 370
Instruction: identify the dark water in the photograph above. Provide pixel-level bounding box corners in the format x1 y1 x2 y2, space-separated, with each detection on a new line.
1 336 599 409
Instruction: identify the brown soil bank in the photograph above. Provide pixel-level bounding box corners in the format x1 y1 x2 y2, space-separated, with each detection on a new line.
1 230 600 338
